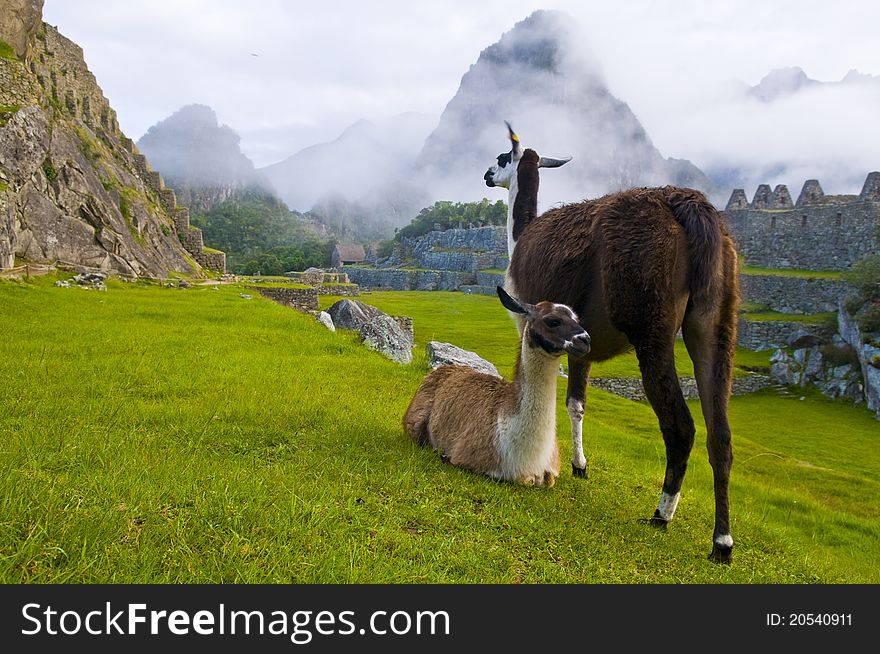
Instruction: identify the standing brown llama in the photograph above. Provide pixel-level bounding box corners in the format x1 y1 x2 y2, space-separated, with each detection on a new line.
484 124 740 564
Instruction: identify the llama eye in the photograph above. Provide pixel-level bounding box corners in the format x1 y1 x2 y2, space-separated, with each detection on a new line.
544 318 561 328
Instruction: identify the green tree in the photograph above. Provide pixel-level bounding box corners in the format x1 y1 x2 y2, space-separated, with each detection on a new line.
191 195 335 274
394 199 508 242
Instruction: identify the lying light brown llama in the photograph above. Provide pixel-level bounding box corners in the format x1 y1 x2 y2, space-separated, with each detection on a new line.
403 287 591 487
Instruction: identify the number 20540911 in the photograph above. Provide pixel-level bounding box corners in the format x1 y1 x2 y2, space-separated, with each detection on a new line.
766 613 852 627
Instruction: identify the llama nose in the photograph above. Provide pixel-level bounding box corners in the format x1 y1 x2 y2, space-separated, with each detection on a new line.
567 332 591 356
484 170 495 187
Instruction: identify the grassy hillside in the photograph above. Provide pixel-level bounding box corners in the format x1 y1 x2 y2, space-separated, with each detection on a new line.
0 278 877 583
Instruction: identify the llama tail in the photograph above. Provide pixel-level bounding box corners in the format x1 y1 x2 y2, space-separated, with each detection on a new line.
665 188 724 300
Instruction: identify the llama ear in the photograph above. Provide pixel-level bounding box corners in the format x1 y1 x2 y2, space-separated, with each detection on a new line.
538 156 572 168
497 286 530 315
505 121 523 159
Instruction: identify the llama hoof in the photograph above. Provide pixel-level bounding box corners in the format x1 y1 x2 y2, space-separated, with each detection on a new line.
709 544 733 565
639 512 669 529
543 471 557 488
571 464 588 479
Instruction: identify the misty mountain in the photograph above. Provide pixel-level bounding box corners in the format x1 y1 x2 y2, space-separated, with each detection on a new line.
417 10 717 208
137 104 275 213
748 67 818 102
698 66 880 196
748 66 879 102
262 113 436 212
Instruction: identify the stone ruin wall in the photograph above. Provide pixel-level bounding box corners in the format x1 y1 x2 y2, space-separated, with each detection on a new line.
739 274 850 314
343 266 476 292
343 226 508 291
248 286 318 312
279 270 359 296
129 150 226 273
29 25 121 138
736 318 835 351
400 226 508 272
723 173 880 271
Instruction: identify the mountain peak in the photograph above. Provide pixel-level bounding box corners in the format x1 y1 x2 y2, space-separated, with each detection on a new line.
137 104 273 212
480 10 568 72
417 12 713 205
749 67 817 101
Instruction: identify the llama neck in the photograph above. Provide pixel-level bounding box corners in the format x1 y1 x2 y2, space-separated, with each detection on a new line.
506 175 519 257
507 158 539 258
496 332 560 474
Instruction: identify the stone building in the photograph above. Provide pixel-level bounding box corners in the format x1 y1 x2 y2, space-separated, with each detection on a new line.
723 172 880 271
330 244 366 268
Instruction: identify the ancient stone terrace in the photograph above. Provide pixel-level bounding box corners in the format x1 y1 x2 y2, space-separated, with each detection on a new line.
30 26 121 137
124 143 226 273
723 172 880 271
342 226 509 293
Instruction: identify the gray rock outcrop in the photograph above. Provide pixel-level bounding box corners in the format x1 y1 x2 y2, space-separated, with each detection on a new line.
0 0 43 59
326 298 413 363
838 305 880 419
1 106 196 275
426 341 501 378
770 345 864 404
359 315 413 364
0 7 220 276
326 299 385 331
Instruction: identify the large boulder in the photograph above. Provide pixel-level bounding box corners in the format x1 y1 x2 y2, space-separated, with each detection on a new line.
326 298 414 363
359 315 412 364
426 341 501 378
326 299 384 331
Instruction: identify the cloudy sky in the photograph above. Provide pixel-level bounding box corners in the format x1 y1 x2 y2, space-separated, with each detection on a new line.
43 0 880 193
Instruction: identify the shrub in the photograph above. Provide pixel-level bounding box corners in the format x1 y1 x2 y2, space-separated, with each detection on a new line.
0 104 20 127
42 158 57 183
857 305 880 334
845 254 880 302
845 296 865 315
0 40 16 61
376 239 395 258
819 343 860 368
394 199 508 242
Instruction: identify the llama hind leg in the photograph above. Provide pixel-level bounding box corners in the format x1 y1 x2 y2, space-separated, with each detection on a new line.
633 340 696 526
567 358 591 477
683 308 736 564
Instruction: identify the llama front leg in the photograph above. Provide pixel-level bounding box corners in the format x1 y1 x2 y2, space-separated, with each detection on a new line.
567 358 591 477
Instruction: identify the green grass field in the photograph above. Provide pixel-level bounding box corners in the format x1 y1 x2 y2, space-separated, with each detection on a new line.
740 265 844 280
1 278 877 583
